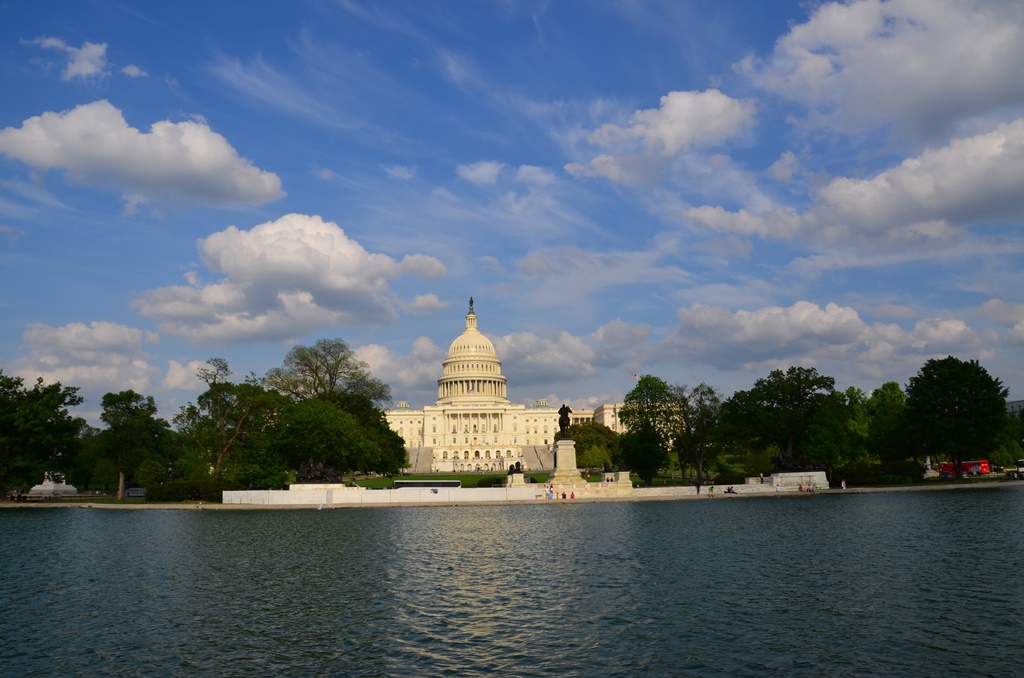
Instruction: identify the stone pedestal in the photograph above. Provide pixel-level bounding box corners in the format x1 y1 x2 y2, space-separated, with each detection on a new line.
547 439 585 485
505 472 527 487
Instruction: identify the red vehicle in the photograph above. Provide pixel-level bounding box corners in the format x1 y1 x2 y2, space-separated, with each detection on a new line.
937 459 989 476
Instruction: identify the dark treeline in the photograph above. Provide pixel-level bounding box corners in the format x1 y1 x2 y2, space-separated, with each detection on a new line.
2 351 1020 497
0 339 406 498
563 356 1019 487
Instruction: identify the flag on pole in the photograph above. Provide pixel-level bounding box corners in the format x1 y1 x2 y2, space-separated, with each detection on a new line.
631 373 638 380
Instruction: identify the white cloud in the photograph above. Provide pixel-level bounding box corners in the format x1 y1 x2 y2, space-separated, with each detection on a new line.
767 150 800 182
685 118 1024 251
565 89 755 184
8 321 161 397
456 161 505 186
358 337 446 394
402 293 448 314
161 359 207 391
668 300 984 377
121 64 148 78
26 37 108 80
0 100 285 207
132 213 447 344
978 299 1024 345
493 331 600 385
743 0 1024 136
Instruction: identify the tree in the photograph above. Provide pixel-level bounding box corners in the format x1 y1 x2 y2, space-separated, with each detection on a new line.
673 382 723 485
722 366 836 468
275 398 367 476
98 390 168 499
0 371 83 497
866 381 910 463
619 375 675 485
555 421 620 471
266 339 391 408
905 356 1008 479
802 391 853 479
173 359 286 481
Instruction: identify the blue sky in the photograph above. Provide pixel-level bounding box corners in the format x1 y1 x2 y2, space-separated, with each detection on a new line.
2 0 1023 424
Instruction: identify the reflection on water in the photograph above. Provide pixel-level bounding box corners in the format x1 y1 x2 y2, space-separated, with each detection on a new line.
2 488 1022 676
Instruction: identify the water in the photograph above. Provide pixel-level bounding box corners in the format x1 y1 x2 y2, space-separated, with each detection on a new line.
2 488 1023 677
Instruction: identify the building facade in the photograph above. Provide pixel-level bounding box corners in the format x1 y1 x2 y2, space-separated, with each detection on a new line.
385 299 624 473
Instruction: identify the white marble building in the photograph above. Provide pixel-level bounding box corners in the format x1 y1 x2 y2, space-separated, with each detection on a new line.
386 300 623 473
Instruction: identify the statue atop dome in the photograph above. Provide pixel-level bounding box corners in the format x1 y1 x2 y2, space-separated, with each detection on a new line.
469 296 474 313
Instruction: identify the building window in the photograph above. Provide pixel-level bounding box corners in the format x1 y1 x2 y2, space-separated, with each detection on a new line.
443 451 448 460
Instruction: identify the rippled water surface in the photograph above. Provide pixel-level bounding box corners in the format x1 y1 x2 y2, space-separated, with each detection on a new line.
2 488 1023 676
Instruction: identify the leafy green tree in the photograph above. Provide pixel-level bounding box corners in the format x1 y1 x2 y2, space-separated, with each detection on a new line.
556 421 620 471
803 391 853 479
866 381 910 463
0 371 83 497
619 375 675 485
905 356 1008 479
173 359 286 481
673 382 723 485
722 366 836 467
266 338 391 408
275 398 367 475
98 390 168 499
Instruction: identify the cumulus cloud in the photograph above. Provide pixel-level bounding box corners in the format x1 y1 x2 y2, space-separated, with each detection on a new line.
0 100 285 207
669 300 984 377
132 213 447 344
685 118 1024 251
978 299 1024 345
358 337 446 394
493 331 599 386
8 321 161 398
456 161 506 186
26 37 108 80
161 359 208 392
402 293 448 314
566 89 755 184
741 0 1024 136
767 150 800 183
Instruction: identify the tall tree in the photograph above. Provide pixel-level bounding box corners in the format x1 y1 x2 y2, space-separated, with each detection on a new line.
673 382 723 485
266 339 391 408
98 390 167 498
173 359 285 481
905 356 1008 479
866 381 910 463
619 375 675 485
0 371 83 497
722 366 836 467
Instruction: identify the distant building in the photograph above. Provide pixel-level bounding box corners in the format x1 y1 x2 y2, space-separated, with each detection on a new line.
1008 399 1024 417
385 299 623 473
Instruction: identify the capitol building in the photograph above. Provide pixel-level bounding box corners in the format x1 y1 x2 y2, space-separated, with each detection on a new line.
386 299 624 473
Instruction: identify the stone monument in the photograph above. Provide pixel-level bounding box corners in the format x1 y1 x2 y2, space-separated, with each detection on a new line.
28 472 78 497
547 438 585 485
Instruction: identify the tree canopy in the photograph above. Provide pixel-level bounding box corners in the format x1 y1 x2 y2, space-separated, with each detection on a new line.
673 382 723 484
619 375 675 485
98 390 169 498
265 338 391 408
722 366 836 465
906 356 1008 479
0 371 83 496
